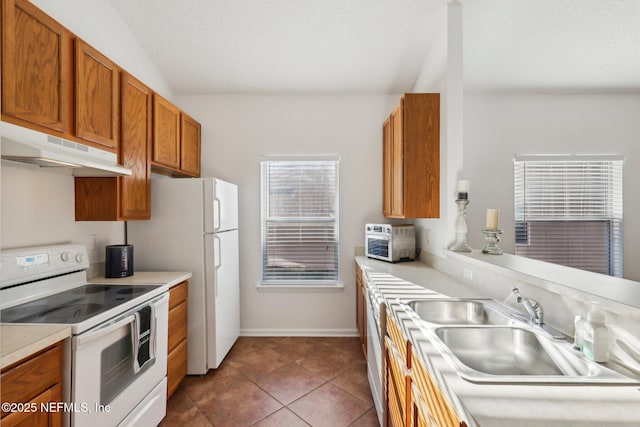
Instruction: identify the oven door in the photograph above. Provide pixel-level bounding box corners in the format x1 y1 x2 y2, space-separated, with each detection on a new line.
366 233 391 262
71 294 168 427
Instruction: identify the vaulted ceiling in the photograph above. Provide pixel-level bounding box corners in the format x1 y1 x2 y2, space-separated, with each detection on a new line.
109 0 640 95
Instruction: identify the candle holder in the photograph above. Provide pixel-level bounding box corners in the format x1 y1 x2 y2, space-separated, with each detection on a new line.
481 229 504 255
448 199 472 252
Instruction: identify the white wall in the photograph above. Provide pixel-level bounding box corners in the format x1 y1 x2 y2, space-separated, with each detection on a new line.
1 0 172 263
463 92 640 281
174 94 397 334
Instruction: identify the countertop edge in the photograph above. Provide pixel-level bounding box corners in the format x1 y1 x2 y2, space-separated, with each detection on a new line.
1 325 71 369
88 271 192 289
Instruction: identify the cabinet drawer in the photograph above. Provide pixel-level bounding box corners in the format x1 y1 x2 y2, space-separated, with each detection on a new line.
168 300 188 352
167 338 188 399
1 342 63 414
169 281 188 309
1 383 63 426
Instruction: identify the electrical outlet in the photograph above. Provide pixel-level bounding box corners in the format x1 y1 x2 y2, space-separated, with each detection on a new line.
463 268 473 281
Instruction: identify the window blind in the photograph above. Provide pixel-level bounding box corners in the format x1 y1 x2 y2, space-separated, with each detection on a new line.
260 158 339 284
514 156 623 277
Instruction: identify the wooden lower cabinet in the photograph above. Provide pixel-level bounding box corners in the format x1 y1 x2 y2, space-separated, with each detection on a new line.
386 336 411 427
385 313 466 427
411 352 466 427
167 281 188 399
0 341 64 427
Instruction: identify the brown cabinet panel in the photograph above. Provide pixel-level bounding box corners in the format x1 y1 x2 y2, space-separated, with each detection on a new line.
74 72 152 221
1 342 63 426
180 112 201 177
1 343 63 411
411 351 466 427
0 384 63 427
167 281 188 399
169 281 188 310
152 93 181 170
391 102 404 217
167 338 188 399
168 300 188 352
383 117 392 217
383 94 440 219
119 72 152 219
74 177 118 221
75 39 119 151
1 0 72 133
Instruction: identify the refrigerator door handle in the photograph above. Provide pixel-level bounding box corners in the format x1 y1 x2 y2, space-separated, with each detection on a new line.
214 197 221 231
214 235 221 297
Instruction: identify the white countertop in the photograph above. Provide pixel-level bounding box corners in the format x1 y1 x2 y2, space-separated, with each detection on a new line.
89 271 192 289
1 324 71 369
357 256 640 427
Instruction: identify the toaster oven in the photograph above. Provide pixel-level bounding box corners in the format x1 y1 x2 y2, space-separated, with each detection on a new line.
365 224 415 262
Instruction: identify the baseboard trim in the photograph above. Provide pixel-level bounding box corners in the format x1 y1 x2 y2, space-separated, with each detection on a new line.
240 328 358 337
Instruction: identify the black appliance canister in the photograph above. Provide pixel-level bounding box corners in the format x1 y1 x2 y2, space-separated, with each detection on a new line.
105 244 134 278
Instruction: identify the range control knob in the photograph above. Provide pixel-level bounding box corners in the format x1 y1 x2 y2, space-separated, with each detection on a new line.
60 251 70 262
75 253 84 263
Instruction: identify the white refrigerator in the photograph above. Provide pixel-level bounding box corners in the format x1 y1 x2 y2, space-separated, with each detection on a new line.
128 177 240 374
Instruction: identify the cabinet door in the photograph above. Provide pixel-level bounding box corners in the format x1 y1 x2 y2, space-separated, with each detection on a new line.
1 0 72 133
383 117 392 217
167 281 188 399
391 101 404 217
119 72 152 220
180 112 201 177
75 39 119 151
152 93 181 170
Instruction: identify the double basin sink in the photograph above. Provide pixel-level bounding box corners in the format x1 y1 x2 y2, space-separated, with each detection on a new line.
405 299 638 385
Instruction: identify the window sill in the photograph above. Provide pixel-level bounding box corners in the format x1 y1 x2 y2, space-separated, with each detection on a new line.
257 282 344 292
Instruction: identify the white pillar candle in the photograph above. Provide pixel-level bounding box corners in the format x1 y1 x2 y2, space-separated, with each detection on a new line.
486 209 499 230
457 180 469 200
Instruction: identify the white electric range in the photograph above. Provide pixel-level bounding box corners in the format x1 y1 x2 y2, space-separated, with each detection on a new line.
0 243 169 427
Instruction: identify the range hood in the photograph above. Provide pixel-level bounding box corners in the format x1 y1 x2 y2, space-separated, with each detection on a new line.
1 121 132 177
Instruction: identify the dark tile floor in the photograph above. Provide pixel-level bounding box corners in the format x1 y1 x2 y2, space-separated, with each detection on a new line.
160 336 380 427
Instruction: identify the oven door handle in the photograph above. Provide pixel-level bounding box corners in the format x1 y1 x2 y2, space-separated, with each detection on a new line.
73 314 136 349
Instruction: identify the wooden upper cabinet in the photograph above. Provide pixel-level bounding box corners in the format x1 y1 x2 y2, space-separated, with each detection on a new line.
74 72 152 221
152 93 181 170
391 102 404 217
1 0 72 133
180 112 201 177
119 72 152 219
383 93 440 219
75 39 119 151
383 117 392 217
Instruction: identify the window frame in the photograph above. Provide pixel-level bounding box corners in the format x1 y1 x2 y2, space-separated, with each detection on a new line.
259 154 341 289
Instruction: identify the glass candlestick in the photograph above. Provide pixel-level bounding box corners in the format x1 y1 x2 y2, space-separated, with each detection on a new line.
481 229 503 255
448 199 472 252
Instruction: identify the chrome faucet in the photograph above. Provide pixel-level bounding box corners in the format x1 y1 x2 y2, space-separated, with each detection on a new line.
511 287 544 326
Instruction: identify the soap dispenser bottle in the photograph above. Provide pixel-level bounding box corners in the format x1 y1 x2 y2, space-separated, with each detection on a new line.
582 303 609 362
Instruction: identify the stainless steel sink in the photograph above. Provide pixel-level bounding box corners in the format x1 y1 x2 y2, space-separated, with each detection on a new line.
431 325 640 385
407 299 511 326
